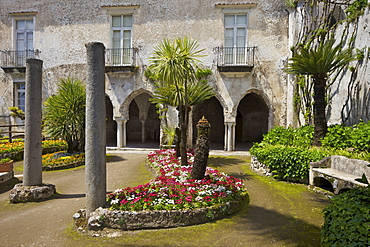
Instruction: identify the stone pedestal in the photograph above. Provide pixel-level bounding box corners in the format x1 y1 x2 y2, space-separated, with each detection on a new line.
9 183 55 203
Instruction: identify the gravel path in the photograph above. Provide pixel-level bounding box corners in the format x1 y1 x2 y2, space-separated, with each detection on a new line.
0 151 330 246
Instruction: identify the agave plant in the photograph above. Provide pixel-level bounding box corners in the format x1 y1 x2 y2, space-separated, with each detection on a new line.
286 40 357 146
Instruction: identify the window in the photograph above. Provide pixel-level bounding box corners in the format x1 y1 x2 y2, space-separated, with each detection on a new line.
14 82 26 112
111 15 132 65
15 19 34 66
224 14 247 65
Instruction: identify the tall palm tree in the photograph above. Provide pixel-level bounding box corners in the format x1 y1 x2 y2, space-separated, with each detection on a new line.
286 40 357 146
43 77 86 153
148 37 213 165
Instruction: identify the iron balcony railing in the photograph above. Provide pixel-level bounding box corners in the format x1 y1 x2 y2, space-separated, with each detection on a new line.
215 46 256 66
0 50 40 67
105 47 138 66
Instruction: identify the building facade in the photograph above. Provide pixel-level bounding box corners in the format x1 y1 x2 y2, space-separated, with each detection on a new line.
0 0 368 150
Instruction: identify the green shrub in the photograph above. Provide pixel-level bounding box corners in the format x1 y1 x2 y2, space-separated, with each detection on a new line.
261 125 313 148
322 188 370 246
352 121 370 152
322 121 370 152
250 144 329 181
321 124 353 149
251 123 370 182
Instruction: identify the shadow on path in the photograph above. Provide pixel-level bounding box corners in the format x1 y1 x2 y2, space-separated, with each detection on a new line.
234 205 322 246
208 156 247 167
106 155 126 163
54 193 86 200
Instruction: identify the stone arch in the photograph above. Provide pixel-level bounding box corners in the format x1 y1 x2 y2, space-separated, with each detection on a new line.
313 177 334 193
120 88 154 119
235 90 271 144
122 89 160 146
192 96 225 149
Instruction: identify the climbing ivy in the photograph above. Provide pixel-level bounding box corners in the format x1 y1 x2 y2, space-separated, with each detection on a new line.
290 0 369 125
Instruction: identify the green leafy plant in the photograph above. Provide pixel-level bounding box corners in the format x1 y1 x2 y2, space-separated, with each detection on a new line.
162 126 176 146
9 107 25 120
250 124 370 182
321 188 370 246
321 124 353 149
322 121 370 152
0 158 12 163
43 77 86 153
250 144 328 181
261 125 313 148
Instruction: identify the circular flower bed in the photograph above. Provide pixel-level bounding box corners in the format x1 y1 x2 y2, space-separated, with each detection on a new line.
80 149 249 230
107 149 246 211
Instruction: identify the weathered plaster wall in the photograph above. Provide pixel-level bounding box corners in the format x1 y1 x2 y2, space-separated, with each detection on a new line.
289 2 370 127
0 0 290 135
328 8 370 126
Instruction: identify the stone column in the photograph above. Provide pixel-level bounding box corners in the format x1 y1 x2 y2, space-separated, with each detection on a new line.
224 123 228 151
226 122 235 151
23 58 43 186
85 42 106 216
115 119 127 148
140 119 146 143
9 58 55 203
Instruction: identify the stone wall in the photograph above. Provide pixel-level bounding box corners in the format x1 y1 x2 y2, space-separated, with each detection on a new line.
250 156 272 177
74 192 249 231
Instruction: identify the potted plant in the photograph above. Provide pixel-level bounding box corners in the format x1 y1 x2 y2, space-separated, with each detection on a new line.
0 158 14 172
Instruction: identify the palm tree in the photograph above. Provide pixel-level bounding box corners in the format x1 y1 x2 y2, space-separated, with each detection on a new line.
43 77 86 153
286 40 357 146
148 37 214 165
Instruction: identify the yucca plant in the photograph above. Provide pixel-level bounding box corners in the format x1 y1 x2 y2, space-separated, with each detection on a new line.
286 40 357 146
148 37 215 165
43 77 86 153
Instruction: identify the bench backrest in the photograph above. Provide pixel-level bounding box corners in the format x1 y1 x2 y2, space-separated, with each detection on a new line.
331 155 370 178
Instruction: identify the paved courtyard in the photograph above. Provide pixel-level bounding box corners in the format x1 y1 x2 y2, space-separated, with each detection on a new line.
0 150 330 246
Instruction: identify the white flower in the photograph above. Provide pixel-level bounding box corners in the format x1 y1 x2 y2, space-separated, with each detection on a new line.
110 199 119 205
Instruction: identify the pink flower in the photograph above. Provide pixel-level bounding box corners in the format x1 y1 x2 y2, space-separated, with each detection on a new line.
185 196 193 202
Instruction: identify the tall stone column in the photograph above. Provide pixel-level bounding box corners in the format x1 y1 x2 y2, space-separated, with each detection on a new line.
9 58 55 203
23 58 43 186
85 42 106 216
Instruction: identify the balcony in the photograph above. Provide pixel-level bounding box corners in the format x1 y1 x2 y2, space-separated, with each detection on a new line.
215 46 256 77
105 48 138 75
0 50 40 73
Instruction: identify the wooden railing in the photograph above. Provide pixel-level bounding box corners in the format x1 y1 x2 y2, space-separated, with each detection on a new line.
0 125 25 143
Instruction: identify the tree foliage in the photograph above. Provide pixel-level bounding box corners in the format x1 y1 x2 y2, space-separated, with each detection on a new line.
43 77 86 153
148 37 215 165
286 39 357 145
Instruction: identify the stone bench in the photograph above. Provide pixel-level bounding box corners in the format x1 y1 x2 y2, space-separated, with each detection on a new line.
309 155 370 194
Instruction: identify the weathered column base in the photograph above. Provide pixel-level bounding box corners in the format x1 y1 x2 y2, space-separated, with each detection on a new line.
9 183 56 203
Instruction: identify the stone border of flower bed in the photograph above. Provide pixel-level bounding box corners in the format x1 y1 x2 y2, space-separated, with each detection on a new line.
74 192 249 231
42 161 85 171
